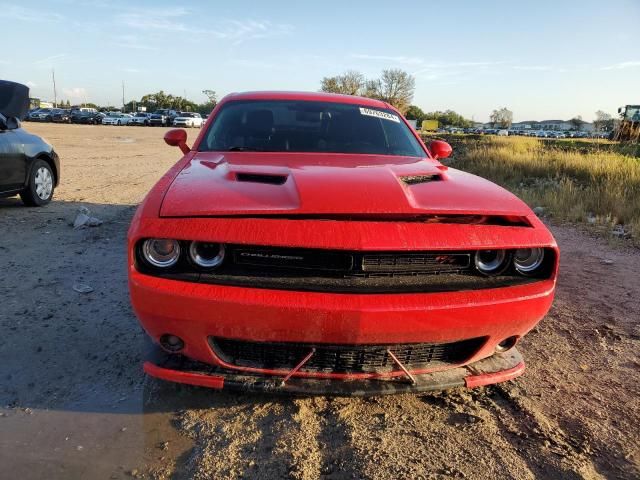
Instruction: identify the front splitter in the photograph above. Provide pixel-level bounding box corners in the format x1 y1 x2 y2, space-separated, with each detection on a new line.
144 348 524 397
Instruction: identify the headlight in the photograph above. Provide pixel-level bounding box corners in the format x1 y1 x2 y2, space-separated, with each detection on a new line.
513 248 544 274
142 238 181 268
474 250 509 275
189 242 225 268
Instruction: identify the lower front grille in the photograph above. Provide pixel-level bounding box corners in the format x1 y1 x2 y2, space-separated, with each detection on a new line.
209 337 485 374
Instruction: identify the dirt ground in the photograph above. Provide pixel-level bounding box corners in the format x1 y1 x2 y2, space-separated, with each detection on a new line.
0 123 638 480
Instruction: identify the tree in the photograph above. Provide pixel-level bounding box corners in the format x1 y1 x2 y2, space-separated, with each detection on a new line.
202 90 217 103
319 69 415 114
365 69 415 114
424 110 473 128
140 90 169 109
320 71 365 96
569 115 583 131
593 110 614 132
134 91 198 113
489 107 513 128
198 89 218 115
404 105 426 124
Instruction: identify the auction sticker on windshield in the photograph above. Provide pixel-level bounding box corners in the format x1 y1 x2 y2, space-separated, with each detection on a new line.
359 107 400 123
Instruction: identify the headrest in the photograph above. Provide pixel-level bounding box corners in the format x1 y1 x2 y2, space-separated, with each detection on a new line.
0 80 30 121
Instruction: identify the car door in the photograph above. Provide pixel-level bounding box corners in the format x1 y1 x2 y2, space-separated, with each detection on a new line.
0 122 27 193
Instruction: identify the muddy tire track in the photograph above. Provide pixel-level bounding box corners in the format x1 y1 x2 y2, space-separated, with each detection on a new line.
483 384 601 479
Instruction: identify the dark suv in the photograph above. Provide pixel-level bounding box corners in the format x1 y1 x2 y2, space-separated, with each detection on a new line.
149 109 178 127
0 81 60 206
52 109 71 123
71 110 103 124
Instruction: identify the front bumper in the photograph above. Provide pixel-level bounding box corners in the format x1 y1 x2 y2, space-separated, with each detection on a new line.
144 347 525 396
129 216 557 394
130 269 554 381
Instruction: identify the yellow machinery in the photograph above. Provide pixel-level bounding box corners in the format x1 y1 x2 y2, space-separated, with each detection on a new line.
421 119 439 131
614 105 640 142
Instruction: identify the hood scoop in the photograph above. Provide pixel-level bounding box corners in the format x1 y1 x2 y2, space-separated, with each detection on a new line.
236 172 288 185
400 174 442 186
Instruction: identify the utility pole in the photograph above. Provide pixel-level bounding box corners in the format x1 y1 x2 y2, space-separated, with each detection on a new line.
52 69 57 108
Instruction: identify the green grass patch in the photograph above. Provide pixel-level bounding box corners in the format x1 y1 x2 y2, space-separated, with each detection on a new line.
424 135 640 243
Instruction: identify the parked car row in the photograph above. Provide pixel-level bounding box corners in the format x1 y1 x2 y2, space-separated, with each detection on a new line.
434 126 606 139
25 108 206 127
510 130 605 138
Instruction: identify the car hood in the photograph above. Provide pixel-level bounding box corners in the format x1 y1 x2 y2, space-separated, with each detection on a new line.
159 152 532 218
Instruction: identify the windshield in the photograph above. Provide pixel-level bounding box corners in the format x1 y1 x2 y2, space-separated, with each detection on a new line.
624 106 640 121
199 100 425 157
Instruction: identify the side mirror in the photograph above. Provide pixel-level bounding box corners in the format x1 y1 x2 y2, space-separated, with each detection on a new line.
429 140 452 160
0 115 19 131
6 117 19 129
164 129 190 154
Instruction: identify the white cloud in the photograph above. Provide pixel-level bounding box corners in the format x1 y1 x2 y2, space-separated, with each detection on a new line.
116 9 292 44
117 7 190 32
601 60 640 70
351 54 424 66
33 54 68 66
0 5 64 22
111 35 158 51
26 81 37 88
62 87 88 102
411 61 500 80
513 65 554 71
230 59 277 69
213 19 293 44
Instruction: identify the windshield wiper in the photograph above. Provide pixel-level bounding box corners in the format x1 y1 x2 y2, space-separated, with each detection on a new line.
227 146 263 151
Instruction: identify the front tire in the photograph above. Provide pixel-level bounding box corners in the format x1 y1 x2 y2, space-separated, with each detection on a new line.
20 159 55 206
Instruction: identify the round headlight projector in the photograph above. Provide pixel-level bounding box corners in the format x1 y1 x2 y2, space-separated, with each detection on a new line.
142 238 181 268
189 242 225 268
474 250 509 275
513 248 545 274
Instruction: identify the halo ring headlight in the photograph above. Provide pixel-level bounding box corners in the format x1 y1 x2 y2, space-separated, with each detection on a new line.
142 238 181 268
189 242 225 268
513 248 545 274
475 250 509 275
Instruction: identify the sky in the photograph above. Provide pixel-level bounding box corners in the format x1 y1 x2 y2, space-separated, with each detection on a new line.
1 0 638 122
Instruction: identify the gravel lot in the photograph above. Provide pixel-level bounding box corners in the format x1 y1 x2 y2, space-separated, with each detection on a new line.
0 123 638 479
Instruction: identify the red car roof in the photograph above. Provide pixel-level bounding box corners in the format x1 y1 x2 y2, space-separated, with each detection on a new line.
222 91 391 109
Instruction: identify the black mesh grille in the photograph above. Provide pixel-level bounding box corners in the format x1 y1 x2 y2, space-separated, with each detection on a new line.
361 253 470 273
137 243 555 294
230 246 471 275
210 337 485 374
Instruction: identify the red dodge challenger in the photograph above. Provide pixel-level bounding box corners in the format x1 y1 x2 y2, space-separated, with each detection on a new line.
128 91 558 395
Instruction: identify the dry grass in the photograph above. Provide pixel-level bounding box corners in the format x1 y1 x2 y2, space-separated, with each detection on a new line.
433 135 640 243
